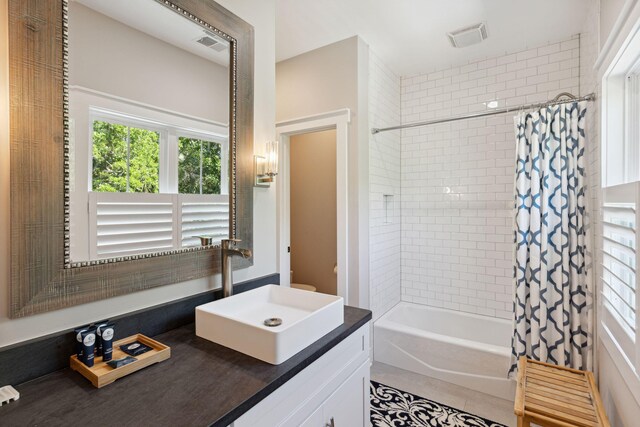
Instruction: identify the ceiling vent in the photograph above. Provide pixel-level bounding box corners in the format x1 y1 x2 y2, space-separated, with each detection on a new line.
447 23 488 48
195 31 227 52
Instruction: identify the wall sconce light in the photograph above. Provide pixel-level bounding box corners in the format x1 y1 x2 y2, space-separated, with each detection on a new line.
254 140 278 187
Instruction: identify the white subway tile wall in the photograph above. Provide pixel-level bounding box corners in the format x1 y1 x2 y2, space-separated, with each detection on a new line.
369 50 402 321
400 36 581 319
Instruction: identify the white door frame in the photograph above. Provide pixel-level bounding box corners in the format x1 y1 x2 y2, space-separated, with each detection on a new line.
276 109 351 304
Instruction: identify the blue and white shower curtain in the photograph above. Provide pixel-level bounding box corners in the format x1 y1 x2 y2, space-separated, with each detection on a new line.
509 101 592 377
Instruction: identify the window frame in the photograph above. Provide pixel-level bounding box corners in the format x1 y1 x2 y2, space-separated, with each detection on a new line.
88 107 228 196
600 22 640 404
624 69 640 182
67 86 231 263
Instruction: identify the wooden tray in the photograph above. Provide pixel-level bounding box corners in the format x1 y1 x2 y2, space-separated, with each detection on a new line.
70 333 170 388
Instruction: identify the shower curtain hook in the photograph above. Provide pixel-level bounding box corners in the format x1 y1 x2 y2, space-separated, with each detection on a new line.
551 92 578 103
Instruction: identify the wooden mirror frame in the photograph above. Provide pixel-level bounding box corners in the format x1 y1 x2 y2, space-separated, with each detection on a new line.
8 0 254 318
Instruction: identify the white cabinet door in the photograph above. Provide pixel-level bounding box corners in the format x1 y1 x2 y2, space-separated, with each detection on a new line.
231 324 370 427
299 405 323 427
322 361 370 427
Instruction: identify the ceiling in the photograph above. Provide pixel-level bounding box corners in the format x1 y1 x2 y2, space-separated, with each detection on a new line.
276 0 588 76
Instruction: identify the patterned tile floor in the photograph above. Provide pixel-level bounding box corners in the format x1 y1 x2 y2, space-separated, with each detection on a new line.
371 362 517 427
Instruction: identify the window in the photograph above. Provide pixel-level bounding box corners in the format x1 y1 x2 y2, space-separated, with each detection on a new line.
92 120 160 193
89 111 226 195
178 136 222 195
601 31 640 393
86 109 229 258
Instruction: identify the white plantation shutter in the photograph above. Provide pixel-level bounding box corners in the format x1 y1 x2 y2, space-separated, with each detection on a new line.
179 194 230 247
601 183 640 364
89 193 176 259
89 192 230 258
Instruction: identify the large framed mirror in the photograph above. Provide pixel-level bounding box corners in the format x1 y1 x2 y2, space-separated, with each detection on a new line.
8 0 254 318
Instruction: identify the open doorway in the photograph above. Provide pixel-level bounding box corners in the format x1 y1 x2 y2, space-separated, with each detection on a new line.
276 109 350 303
289 129 337 295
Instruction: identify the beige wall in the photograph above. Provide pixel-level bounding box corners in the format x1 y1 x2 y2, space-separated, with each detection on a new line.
0 0 277 348
290 130 337 295
0 0 9 346
277 36 369 307
277 37 358 122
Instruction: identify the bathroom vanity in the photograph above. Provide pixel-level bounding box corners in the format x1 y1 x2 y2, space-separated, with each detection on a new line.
0 306 371 427
232 319 370 426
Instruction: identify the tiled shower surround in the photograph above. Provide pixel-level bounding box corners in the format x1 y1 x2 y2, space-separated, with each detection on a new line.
369 50 402 321
399 36 580 319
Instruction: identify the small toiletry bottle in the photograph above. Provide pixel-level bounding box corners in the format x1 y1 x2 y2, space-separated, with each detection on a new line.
74 326 90 359
81 327 97 368
94 320 110 357
101 324 115 362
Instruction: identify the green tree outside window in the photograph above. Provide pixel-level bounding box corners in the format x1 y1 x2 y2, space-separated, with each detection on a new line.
178 137 221 194
92 120 160 193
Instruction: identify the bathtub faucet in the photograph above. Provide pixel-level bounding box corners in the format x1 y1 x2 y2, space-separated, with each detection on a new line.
221 238 252 298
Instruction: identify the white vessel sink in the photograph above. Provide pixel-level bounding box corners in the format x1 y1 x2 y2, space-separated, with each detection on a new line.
195 285 344 364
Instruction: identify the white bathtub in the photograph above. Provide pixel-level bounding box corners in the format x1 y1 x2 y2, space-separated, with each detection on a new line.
374 302 516 400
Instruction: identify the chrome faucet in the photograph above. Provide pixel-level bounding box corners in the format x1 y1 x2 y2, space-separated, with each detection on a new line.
221 238 252 298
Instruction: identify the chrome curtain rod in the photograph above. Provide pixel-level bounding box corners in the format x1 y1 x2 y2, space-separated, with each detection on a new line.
370 92 596 135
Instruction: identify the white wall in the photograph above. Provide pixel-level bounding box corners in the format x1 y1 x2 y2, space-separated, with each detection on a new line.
369 51 401 321
598 346 640 425
601 0 628 48
0 0 277 348
400 37 580 319
69 2 229 123
276 36 369 308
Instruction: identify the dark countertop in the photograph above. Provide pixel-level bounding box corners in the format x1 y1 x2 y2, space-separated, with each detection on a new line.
0 306 371 427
